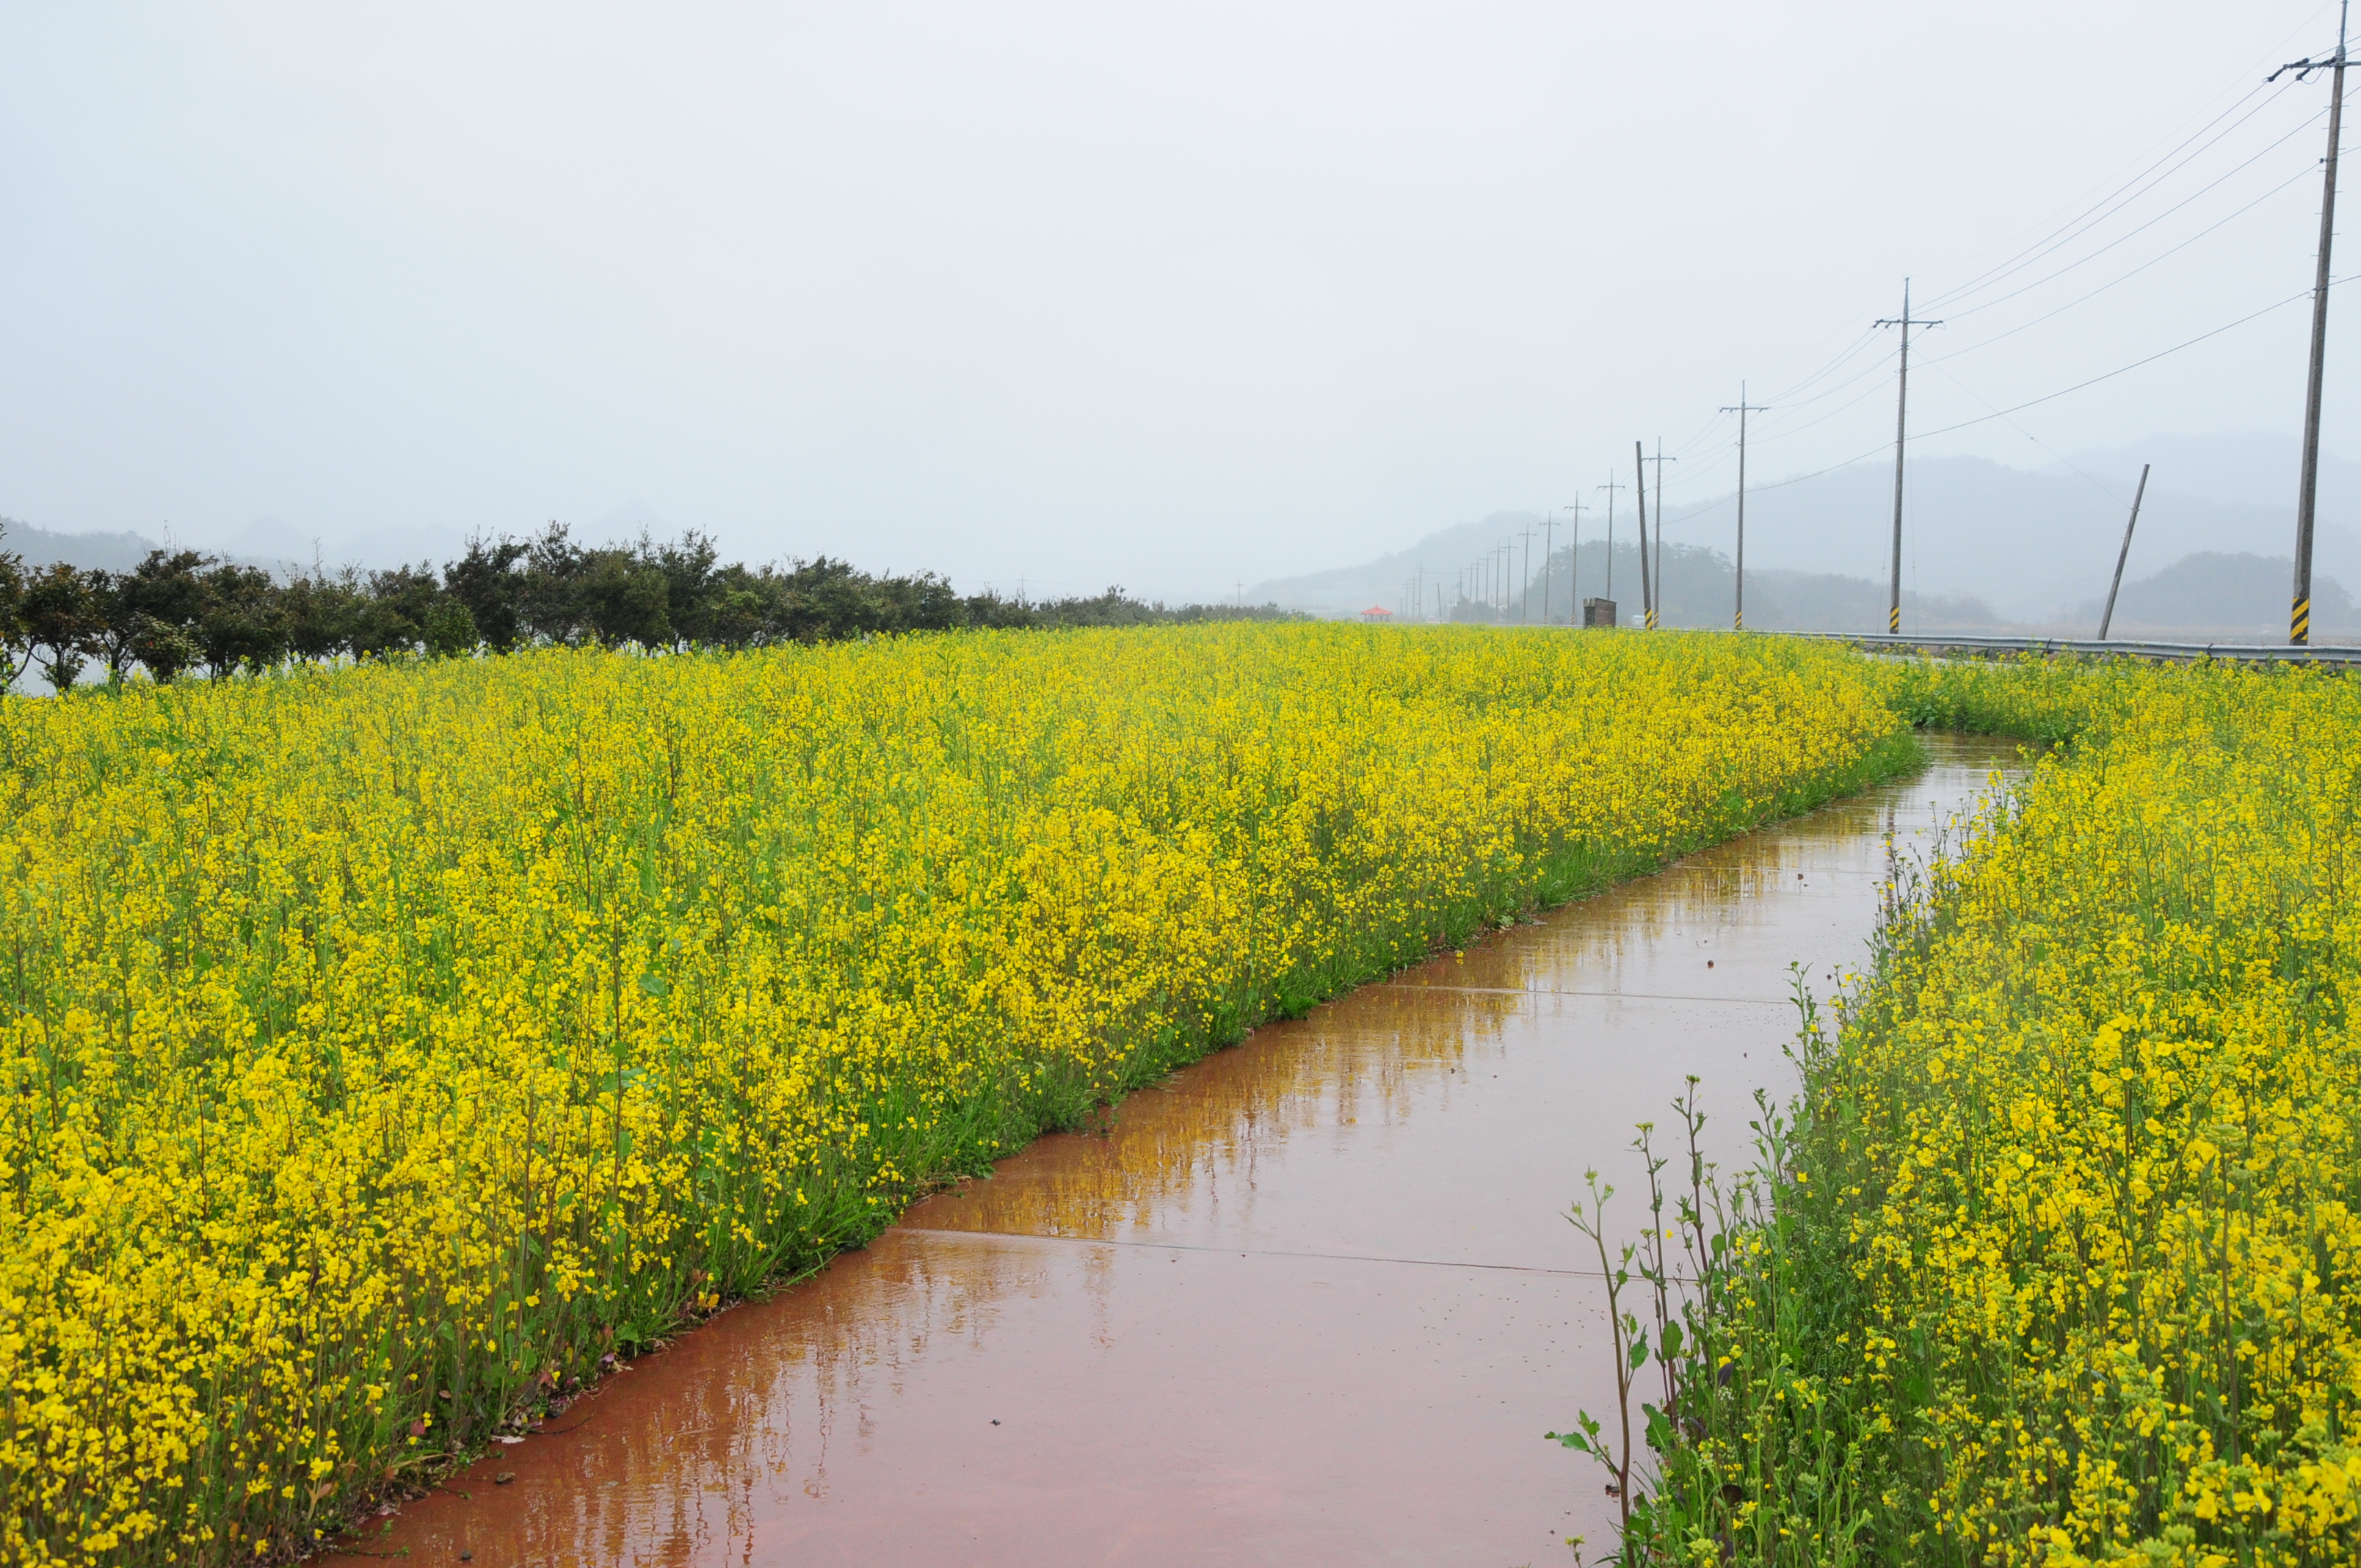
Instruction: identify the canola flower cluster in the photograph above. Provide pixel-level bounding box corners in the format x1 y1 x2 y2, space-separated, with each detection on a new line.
1636 658 2361 1567
0 624 1905 1566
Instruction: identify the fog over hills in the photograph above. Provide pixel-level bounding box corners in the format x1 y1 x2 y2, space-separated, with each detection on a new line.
1 501 678 580
1650 453 2357 624
12 435 2359 644
1254 438 2361 641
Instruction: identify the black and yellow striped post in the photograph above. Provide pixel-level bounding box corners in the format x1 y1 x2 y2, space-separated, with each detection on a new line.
1888 603 1901 634
2274 5 2345 647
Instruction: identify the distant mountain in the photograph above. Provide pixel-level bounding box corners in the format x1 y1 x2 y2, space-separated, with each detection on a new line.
1255 453 2360 625
1251 509 1556 617
1254 446 2361 641
1 507 668 579
206 517 474 573
2069 551 2357 642
0 518 168 573
1650 454 2359 623
2061 432 2361 516
1257 531 2007 633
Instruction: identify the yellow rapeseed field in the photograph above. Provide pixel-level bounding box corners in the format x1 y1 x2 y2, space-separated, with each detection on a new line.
1631 658 2361 1568
0 624 1907 1566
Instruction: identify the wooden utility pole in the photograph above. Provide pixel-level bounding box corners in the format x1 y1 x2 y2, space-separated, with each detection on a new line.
2274 4 2348 645
1518 526 1536 622
1539 509 1559 626
1719 385 1768 630
1875 282 1942 634
1566 498 1586 620
1597 476 1625 605
2097 463 2152 641
1643 440 1678 628
1633 442 1653 629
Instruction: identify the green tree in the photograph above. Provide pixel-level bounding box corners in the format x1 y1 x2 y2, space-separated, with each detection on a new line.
0 524 28 693
421 599 479 659
518 523 587 645
128 617 200 683
443 534 529 651
576 545 671 648
195 563 288 678
654 531 719 647
112 550 214 682
280 570 363 664
352 565 440 659
21 564 100 692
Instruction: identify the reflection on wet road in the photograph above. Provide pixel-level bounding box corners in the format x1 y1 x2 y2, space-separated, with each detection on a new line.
345 735 2022 1567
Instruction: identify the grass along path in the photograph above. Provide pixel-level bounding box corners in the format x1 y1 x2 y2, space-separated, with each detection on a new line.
1592 658 2361 1567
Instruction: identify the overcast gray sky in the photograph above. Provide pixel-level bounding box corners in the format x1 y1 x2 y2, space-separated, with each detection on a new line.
2 1 2353 598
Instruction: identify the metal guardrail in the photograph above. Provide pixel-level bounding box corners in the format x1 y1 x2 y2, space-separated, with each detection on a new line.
1785 631 2361 667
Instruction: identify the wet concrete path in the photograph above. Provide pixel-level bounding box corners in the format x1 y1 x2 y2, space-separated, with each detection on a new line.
345 735 2022 1568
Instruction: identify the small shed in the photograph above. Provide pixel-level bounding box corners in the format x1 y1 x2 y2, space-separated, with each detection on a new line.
1358 606 1396 622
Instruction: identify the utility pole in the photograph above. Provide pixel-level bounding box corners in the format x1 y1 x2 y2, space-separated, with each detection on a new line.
1566 500 1586 620
2274 4 2348 645
1875 281 1942 635
1597 476 1625 606
1719 385 1768 631
1633 442 1653 630
1539 509 1558 626
1518 526 1536 622
2097 462 2152 640
1643 440 1677 628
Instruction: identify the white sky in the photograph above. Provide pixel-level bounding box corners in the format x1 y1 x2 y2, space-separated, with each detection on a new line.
1 1 2354 598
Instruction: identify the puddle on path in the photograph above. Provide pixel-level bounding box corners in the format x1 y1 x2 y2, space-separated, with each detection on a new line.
336 734 2025 1568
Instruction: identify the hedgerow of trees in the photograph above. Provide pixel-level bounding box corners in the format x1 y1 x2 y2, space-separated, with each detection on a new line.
0 523 1303 693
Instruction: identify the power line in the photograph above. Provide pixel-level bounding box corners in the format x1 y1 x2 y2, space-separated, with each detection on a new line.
1664 115 2329 504
1912 2 2335 294
1922 157 2324 368
1874 283 1942 634
1736 275 2349 501
1719 385 1769 631
1921 358 2132 507
2278 0 2350 646
1924 73 2304 312
1943 99 2337 324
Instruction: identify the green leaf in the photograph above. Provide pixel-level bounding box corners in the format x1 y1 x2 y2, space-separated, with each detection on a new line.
1546 1429 1592 1452
1628 1339 1650 1370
